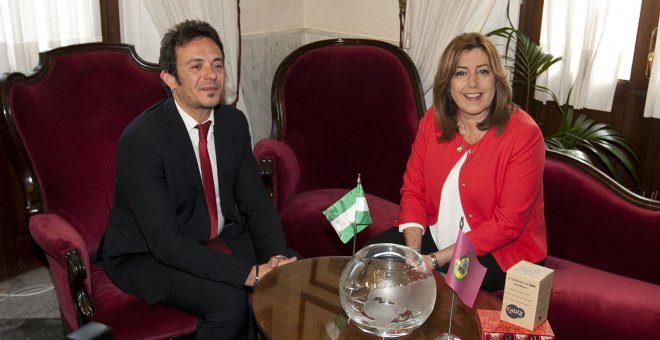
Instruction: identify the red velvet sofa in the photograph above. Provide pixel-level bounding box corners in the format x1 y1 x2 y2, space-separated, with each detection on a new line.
273 148 660 338
541 150 660 339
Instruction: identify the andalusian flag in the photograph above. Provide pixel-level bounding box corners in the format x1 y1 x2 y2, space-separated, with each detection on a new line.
445 229 487 308
323 181 371 244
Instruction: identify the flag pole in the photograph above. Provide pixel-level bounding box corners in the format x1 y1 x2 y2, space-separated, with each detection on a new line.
439 217 465 340
352 173 361 256
448 291 456 335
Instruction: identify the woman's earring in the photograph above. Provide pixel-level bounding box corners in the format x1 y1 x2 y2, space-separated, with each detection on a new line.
171 88 176 93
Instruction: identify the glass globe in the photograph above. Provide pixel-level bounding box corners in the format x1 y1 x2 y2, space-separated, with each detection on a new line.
339 243 437 337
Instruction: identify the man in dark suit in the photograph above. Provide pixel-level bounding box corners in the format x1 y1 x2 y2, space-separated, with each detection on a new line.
97 20 297 339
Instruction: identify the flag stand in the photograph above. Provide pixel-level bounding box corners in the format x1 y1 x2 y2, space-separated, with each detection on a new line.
352 221 357 256
351 173 362 256
437 290 460 340
348 174 362 329
438 217 466 340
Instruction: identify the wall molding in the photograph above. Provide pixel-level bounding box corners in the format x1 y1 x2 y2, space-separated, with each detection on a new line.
242 27 397 45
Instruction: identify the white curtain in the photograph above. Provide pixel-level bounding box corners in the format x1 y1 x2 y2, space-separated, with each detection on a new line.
536 0 641 112
118 0 161 63
644 16 660 119
0 0 101 74
402 0 519 107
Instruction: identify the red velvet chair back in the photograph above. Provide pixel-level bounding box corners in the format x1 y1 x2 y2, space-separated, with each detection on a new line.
543 150 660 284
271 39 425 203
2 44 165 255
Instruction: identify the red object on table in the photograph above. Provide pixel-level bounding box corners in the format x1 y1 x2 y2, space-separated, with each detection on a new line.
477 309 555 340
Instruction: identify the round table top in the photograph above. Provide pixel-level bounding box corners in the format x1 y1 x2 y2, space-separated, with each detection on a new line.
252 256 502 340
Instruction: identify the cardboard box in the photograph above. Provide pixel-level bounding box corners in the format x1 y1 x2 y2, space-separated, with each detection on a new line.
500 261 554 330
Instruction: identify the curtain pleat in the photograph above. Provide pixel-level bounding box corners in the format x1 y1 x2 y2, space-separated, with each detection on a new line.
644 15 660 119
536 0 642 112
0 0 102 74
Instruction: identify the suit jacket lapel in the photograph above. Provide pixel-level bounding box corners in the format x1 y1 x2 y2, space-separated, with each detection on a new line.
161 98 206 198
213 109 235 218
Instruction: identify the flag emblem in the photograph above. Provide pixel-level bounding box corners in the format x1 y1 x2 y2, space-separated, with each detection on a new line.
451 255 470 282
445 230 487 308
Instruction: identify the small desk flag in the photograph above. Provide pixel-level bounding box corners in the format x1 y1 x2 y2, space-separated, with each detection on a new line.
445 230 487 308
323 182 371 244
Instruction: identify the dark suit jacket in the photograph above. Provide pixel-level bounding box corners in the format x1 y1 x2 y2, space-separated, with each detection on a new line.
98 98 293 304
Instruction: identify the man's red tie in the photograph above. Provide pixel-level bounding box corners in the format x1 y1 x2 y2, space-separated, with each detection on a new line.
196 121 219 239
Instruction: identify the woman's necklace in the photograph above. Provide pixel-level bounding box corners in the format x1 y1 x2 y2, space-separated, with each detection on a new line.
458 123 487 144
456 117 487 153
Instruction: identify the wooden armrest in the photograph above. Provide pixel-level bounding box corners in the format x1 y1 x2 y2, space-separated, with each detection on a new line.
65 249 93 326
258 159 274 198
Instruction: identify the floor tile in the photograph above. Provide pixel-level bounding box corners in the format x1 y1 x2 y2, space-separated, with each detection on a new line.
0 266 59 319
0 267 62 339
0 318 64 339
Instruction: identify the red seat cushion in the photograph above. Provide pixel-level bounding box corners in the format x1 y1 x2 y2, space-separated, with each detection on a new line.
90 265 197 340
545 256 660 339
280 189 399 257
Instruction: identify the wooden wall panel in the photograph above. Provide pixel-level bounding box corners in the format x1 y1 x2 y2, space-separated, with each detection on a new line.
100 0 121 43
0 137 41 281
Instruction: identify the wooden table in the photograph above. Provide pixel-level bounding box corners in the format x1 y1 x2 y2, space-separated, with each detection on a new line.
252 256 502 339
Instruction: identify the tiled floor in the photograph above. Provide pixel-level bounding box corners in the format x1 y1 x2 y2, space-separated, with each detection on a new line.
0 266 64 339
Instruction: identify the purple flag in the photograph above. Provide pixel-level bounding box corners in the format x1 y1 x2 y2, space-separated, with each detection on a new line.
445 231 487 308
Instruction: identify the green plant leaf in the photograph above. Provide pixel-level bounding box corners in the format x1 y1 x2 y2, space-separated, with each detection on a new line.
544 113 640 187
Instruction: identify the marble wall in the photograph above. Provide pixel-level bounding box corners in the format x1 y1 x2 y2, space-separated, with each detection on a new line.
240 29 396 144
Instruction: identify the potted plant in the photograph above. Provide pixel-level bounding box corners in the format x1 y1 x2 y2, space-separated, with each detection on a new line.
486 3 640 189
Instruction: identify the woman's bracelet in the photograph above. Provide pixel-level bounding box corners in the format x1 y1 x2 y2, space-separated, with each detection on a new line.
429 253 441 271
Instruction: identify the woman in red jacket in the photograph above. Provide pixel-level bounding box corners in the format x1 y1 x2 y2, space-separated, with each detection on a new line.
367 32 546 291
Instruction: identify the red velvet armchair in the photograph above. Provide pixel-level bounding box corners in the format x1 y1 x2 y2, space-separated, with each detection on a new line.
0 43 197 339
254 39 425 257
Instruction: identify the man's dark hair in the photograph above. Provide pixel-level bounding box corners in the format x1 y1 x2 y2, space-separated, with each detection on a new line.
159 20 224 80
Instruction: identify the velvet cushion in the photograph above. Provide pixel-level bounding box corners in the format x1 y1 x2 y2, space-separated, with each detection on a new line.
90 265 197 340
277 44 419 204
545 256 660 339
544 158 660 284
280 189 399 257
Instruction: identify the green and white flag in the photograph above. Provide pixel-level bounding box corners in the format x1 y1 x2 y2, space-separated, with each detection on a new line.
323 183 372 244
